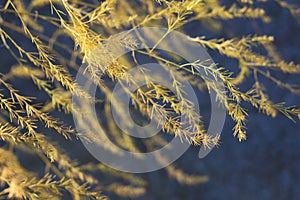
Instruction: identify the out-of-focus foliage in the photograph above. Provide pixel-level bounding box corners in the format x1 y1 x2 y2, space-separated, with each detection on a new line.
0 0 299 199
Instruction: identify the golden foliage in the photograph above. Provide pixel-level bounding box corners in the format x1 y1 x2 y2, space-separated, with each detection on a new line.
0 0 299 199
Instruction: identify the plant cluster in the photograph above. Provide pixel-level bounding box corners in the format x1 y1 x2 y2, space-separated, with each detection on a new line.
0 0 299 199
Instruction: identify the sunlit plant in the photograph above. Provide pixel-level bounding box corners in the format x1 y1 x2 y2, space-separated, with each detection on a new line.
0 0 299 199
